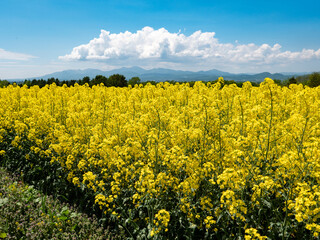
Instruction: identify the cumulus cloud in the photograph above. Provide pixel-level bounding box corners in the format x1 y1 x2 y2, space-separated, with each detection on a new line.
59 27 320 67
0 48 36 60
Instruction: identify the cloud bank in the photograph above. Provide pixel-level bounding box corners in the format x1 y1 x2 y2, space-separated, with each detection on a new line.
0 48 36 61
59 27 320 68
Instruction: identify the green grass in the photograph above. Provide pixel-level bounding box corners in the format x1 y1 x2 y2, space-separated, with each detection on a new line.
0 167 123 240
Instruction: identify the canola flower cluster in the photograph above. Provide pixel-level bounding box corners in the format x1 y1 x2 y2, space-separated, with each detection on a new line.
1 79 320 239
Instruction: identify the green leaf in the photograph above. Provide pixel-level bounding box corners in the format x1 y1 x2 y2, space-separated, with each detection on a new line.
0 198 8 206
189 223 197 229
61 206 69 212
0 232 7 238
71 224 77 230
262 198 272 209
70 212 79 218
59 215 68 221
60 206 70 216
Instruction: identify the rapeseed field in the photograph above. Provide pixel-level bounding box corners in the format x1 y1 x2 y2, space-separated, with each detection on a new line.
1 78 320 239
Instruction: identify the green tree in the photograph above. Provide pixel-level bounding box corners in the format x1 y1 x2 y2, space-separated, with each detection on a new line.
47 77 55 85
91 75 108 86
288 77 297 85
80 76 90 85
23 80 32 87
0 80 9 88
308 72 320 87
273 79 283 86
107 74 127 87
128 76 141 86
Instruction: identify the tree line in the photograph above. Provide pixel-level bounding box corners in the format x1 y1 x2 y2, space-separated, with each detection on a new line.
1 72 320 88
0 74 135 88
22 74 130 88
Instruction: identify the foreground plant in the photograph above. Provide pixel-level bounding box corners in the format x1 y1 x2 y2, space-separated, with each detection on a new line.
0 168 118 240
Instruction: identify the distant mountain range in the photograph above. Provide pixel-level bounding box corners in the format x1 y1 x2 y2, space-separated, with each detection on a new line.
10 66 305 82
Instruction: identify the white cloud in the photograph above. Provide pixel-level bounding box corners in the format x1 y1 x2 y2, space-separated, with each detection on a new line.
59 26 320 68
0 48 36 60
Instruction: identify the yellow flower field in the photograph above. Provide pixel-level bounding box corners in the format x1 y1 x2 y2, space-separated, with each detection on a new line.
1 79 320 239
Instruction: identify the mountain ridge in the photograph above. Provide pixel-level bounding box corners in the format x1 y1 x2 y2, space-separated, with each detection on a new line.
8 67 306 82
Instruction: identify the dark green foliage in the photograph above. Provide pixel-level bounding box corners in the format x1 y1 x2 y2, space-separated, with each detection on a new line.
288 77 297 85
273 79 283 86
107 74 128 87
128 76 141 86
0 80 10 88
16 74 128 88
308 72 320 87
4 74 307 89
90 75 108 86
287 72 320 87
81 76 91 85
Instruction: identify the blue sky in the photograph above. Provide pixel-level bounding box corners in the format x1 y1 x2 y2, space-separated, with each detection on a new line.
1 0 320 79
